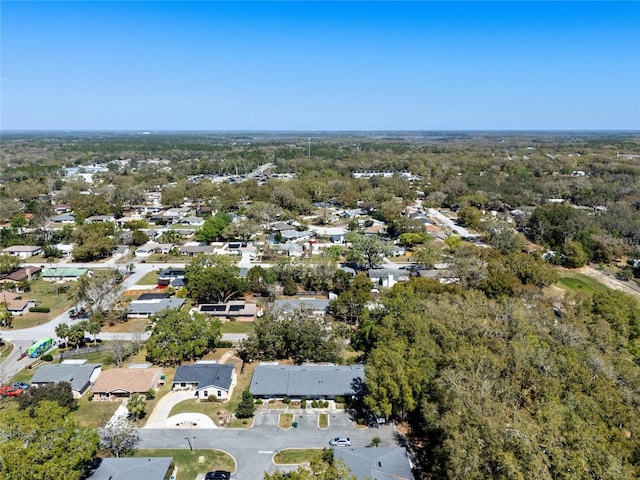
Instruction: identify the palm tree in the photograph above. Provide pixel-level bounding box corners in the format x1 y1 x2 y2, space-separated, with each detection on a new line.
55 322 70 349
127 394 147 420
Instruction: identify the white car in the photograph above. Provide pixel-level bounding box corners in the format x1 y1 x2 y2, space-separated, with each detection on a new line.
329 437 352 447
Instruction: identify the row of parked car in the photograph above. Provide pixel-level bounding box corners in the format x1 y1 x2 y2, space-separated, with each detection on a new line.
0 382 29 397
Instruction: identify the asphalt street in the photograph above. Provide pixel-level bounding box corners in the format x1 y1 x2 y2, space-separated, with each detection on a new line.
138 410 400 480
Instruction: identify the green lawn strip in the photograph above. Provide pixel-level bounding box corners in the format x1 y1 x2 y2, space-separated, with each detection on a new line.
136 271 159 286
169 399 220 418
274 449 323 465
73 397 120 427
219 321 255 334
0 341 14 360
11 370 35 384
226 417 253 428
557 273 609 294
318 413 329 429
279 413 294 428
135 449 236 477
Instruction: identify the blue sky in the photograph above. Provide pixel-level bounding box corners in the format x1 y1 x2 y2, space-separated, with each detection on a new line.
1 1 639 130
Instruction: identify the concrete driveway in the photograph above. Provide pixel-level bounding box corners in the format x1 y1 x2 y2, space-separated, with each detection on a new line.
145 390 198 428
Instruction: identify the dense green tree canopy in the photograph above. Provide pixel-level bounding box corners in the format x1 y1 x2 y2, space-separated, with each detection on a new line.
146 309 221 366
0 401 99 480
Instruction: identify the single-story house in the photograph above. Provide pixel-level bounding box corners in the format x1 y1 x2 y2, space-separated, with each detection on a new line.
30 361 102 398
42 267 90 282
127 296 186 318
369 269 410 288
249 363 365 400
270 221 293 232
85 215 116 224
91 366 164 400
173 363 237 400
157 268 185 286
2 245 42 259
135 242 174 257
179 244 217 256
85 457 174 480
181 216 205 226
280 230 313 242
0 291 36 314
275 243 304 257
51 213 76 224
333 448 414 480
196 301 259 321
273 298 330 316
0 266 42 284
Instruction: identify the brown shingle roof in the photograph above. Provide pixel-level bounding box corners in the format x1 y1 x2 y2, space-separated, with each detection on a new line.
92 367 163 395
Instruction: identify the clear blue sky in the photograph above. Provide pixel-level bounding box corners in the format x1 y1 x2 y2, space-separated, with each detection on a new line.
1 1 639 131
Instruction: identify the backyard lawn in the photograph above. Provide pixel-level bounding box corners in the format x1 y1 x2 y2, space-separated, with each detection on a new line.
135 449 235 478
219 321 255 334
557 273 609 295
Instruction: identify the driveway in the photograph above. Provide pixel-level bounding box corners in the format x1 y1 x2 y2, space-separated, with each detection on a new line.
145 390 198 428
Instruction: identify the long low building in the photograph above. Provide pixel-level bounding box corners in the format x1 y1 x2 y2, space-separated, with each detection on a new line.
249 363 365 400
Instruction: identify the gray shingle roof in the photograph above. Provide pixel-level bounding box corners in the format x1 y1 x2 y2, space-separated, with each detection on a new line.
273 298 330 313
127 297 186 316
249 364 365 397
173 364 235 391
333 447 414 480
87 457 173 480
30 363 100 393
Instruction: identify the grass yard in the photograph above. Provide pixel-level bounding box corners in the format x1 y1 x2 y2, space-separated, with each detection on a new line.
136 271 159 286
101 317 148 334
274 449 323 465
135 449 235 478
279 413 294 428
6 280 75 329
226 417 253 428
557 273 609 295
318 413 329 429
219 321 255 334
73 397 120 427
0 341 14 360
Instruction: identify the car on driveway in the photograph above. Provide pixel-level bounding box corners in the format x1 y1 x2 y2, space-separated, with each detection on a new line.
0 386 23 397
329 437 352 447
11 382 29 390
205 471 231 480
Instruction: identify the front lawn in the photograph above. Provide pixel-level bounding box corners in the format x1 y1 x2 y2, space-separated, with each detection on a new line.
274 449 323 465
135 449 235 478
0 341 14 360
136 271 158 286
6 280 75 329
73 397 120 427
318 413 329 429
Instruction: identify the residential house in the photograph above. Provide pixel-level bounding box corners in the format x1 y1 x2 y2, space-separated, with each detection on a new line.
0 266 42 285
157 268 185 286
127 295 186 319
86 457 174 480
333 448 414 480
0 291 36 314
181 216 205 227
249 364 365 400
30 361 101 398
275 243 304 257
51 213 76 224
173 363 237 400
134 242 174 257
369 269 410 288
85 215 116 224
195 301 259 321
179 244 217 256
2 245 42 259
42 267 90 282
280 230 313 242
91 366 164 400
273 298 330 316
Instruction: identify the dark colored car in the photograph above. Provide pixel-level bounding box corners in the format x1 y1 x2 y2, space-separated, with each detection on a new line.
204 471 231 480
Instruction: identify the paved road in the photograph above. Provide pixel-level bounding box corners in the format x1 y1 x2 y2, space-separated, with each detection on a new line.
138 411 399 480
